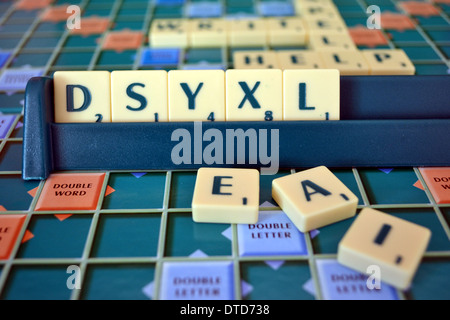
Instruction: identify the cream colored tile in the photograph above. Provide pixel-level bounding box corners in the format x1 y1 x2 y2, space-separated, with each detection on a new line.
189 19 228 48
168 70 225 122
338 208 431 290
319 50 370 75
228 19 268 47
309 32 357 51
277 50 326 69
361 49 415 75
266 17 307 47
54 71 111 123
283 69 340 120
111 70 167 122
233 51 280 69
272 166 358 232
149 19 189 48
192 167 260 224
226 69 283 121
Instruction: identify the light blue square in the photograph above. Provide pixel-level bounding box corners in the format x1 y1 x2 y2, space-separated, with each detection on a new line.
259 2 294 16
155 0 186 5
316 259 399 300
187 2 223 18
0 68 43 93
238 211 308 256
0 115 16 139
0 52 10 68
140 48 180 66
160 261 234 300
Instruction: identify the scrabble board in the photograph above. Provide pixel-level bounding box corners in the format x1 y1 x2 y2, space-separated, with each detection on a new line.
0 0 450 301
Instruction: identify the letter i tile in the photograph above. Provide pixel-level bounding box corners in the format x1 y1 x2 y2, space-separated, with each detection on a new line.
338 208 431 290
272 166 358 232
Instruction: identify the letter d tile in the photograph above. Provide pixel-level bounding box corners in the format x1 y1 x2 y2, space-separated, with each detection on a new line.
54 71 111 123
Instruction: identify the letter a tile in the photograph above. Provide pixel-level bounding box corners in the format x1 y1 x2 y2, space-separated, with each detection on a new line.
192 168 260 224
272 166 358 232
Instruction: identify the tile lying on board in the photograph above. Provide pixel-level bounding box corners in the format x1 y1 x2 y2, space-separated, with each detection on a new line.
319 50 370 75
266 17 307 47
361 49 415 75
233 51 280 69
149 19 189 48
188 19 228 47
192 168 260 224
228 19 268 47
276 50 326 69
309 32 357 51
272 166 358 232
338 208 431 290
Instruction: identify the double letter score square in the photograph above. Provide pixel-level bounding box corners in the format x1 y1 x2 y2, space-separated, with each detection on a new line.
192 168 260 224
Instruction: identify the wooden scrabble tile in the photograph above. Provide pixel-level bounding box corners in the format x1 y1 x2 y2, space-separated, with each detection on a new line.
54 71 111 123
272 166 358 232
111 70 168 122
266 17 307 47
276 50 326 69
309 32 357 51
168 70 225 122
419 167 450 204
294 0 336 15
283 69 340 120
361 49 415 75
35 173 106 211
226 69 282 121
192 168 260 224
228 19 268 47
338 208 431 290
304 16 348 34
0 215 26 260
189 19 228 48
299 2 341 19
233 51 280 69
319 50 370 75
149 19 189 48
